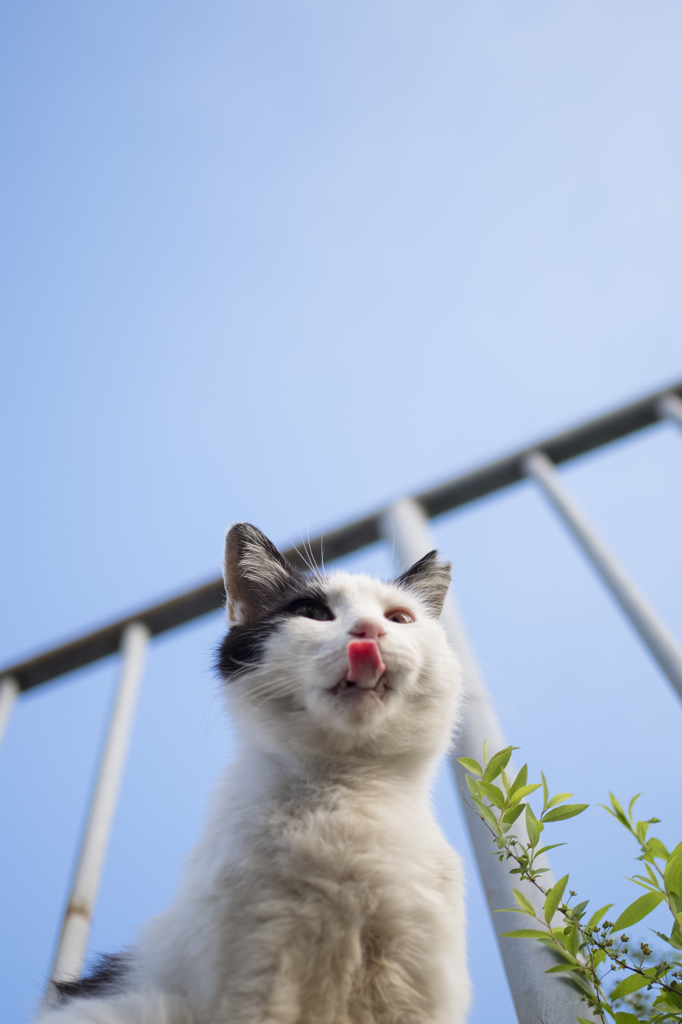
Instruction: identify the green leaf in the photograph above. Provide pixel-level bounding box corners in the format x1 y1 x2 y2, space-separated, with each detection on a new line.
541 771 549 811
587 902 614 928
628 793 643 821
543 803 589 823
652 929 676 948
502 803 526 826
465 773 480 798
655 923 682 950
478 780 506 809
474 800 499 830
610 792 629 824
546 963 579 973
483 745 517 783
544 874 569 924
526 804 544 845
636 820 661 849
610 972 653 1000
647 837 670 862
512 888 537 916
630 878 660 892
539 930 571 953
564 924 579 958
509 783 542 806
571 900 589 921
636 820 650 845
592 949 606 968
664 843 682 899
614 1014 643 1024
535 843 566 857
457 757 482 776
510 763 528 798
501 928 548 939
546 792 573 809
587 903 614 928
566 971 599 998
645 863 662 889
611 891 666 931
654 990 682 1011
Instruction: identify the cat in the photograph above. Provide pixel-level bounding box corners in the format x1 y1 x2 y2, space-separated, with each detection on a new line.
39 523 469 1024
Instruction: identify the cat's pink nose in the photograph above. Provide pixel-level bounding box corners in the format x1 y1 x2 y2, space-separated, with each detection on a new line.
346 640 386 689
349 619 386 640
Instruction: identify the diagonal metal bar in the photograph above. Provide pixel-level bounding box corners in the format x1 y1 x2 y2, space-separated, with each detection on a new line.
658 391 682 431
381 499 585 1024
2 378 681 694
47 622 149 992
524 450 682 702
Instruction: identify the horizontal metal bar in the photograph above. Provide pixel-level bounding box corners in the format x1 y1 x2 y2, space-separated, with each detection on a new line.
524 450 682 702
3 379 681 693
48 622 149 990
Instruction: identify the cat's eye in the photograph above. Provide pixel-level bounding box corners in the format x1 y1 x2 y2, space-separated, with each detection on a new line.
385 608 415 624
289 600 335 621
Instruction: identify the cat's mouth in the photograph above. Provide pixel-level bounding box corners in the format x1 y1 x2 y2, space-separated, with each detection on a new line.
329 675 390 700
329 639 390 701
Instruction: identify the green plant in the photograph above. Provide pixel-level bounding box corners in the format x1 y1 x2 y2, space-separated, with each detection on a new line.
458 744 682 1024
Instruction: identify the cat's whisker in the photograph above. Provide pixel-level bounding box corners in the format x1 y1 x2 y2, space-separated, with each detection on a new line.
290 541 312 575
304 531 324 581
246 680 296 700
289 533 325 581
237 674 301 703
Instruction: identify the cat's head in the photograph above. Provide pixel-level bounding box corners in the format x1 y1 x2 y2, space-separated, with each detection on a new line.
216 523 462 762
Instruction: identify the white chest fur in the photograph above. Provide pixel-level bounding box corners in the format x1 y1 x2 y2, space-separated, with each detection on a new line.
138 752 469 1024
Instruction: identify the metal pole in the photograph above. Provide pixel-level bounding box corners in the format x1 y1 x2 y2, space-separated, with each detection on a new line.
5 382 682 699
381 499 585 1024
524 450 682 702
658 392 682 431
0 674 19 751
48 622 149 989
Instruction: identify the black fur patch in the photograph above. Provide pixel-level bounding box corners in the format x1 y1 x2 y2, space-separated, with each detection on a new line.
53 952 130 1004
216 617 284 678
216 581 329 681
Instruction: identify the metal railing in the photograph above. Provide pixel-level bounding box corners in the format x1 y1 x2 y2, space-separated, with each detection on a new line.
3 380 682 1024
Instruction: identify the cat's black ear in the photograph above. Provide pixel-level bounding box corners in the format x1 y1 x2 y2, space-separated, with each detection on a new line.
224 523 302 623
393 550 451 618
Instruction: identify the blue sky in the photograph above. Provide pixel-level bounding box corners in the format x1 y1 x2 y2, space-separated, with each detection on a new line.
2 3 682 1021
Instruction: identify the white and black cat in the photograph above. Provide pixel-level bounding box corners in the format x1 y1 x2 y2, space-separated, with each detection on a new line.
40 523 469 1024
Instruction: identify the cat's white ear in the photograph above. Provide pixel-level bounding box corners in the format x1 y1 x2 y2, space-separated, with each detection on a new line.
224 523 300 623
393 550 451 618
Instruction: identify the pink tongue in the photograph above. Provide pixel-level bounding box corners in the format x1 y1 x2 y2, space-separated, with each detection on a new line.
346 640 386 689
